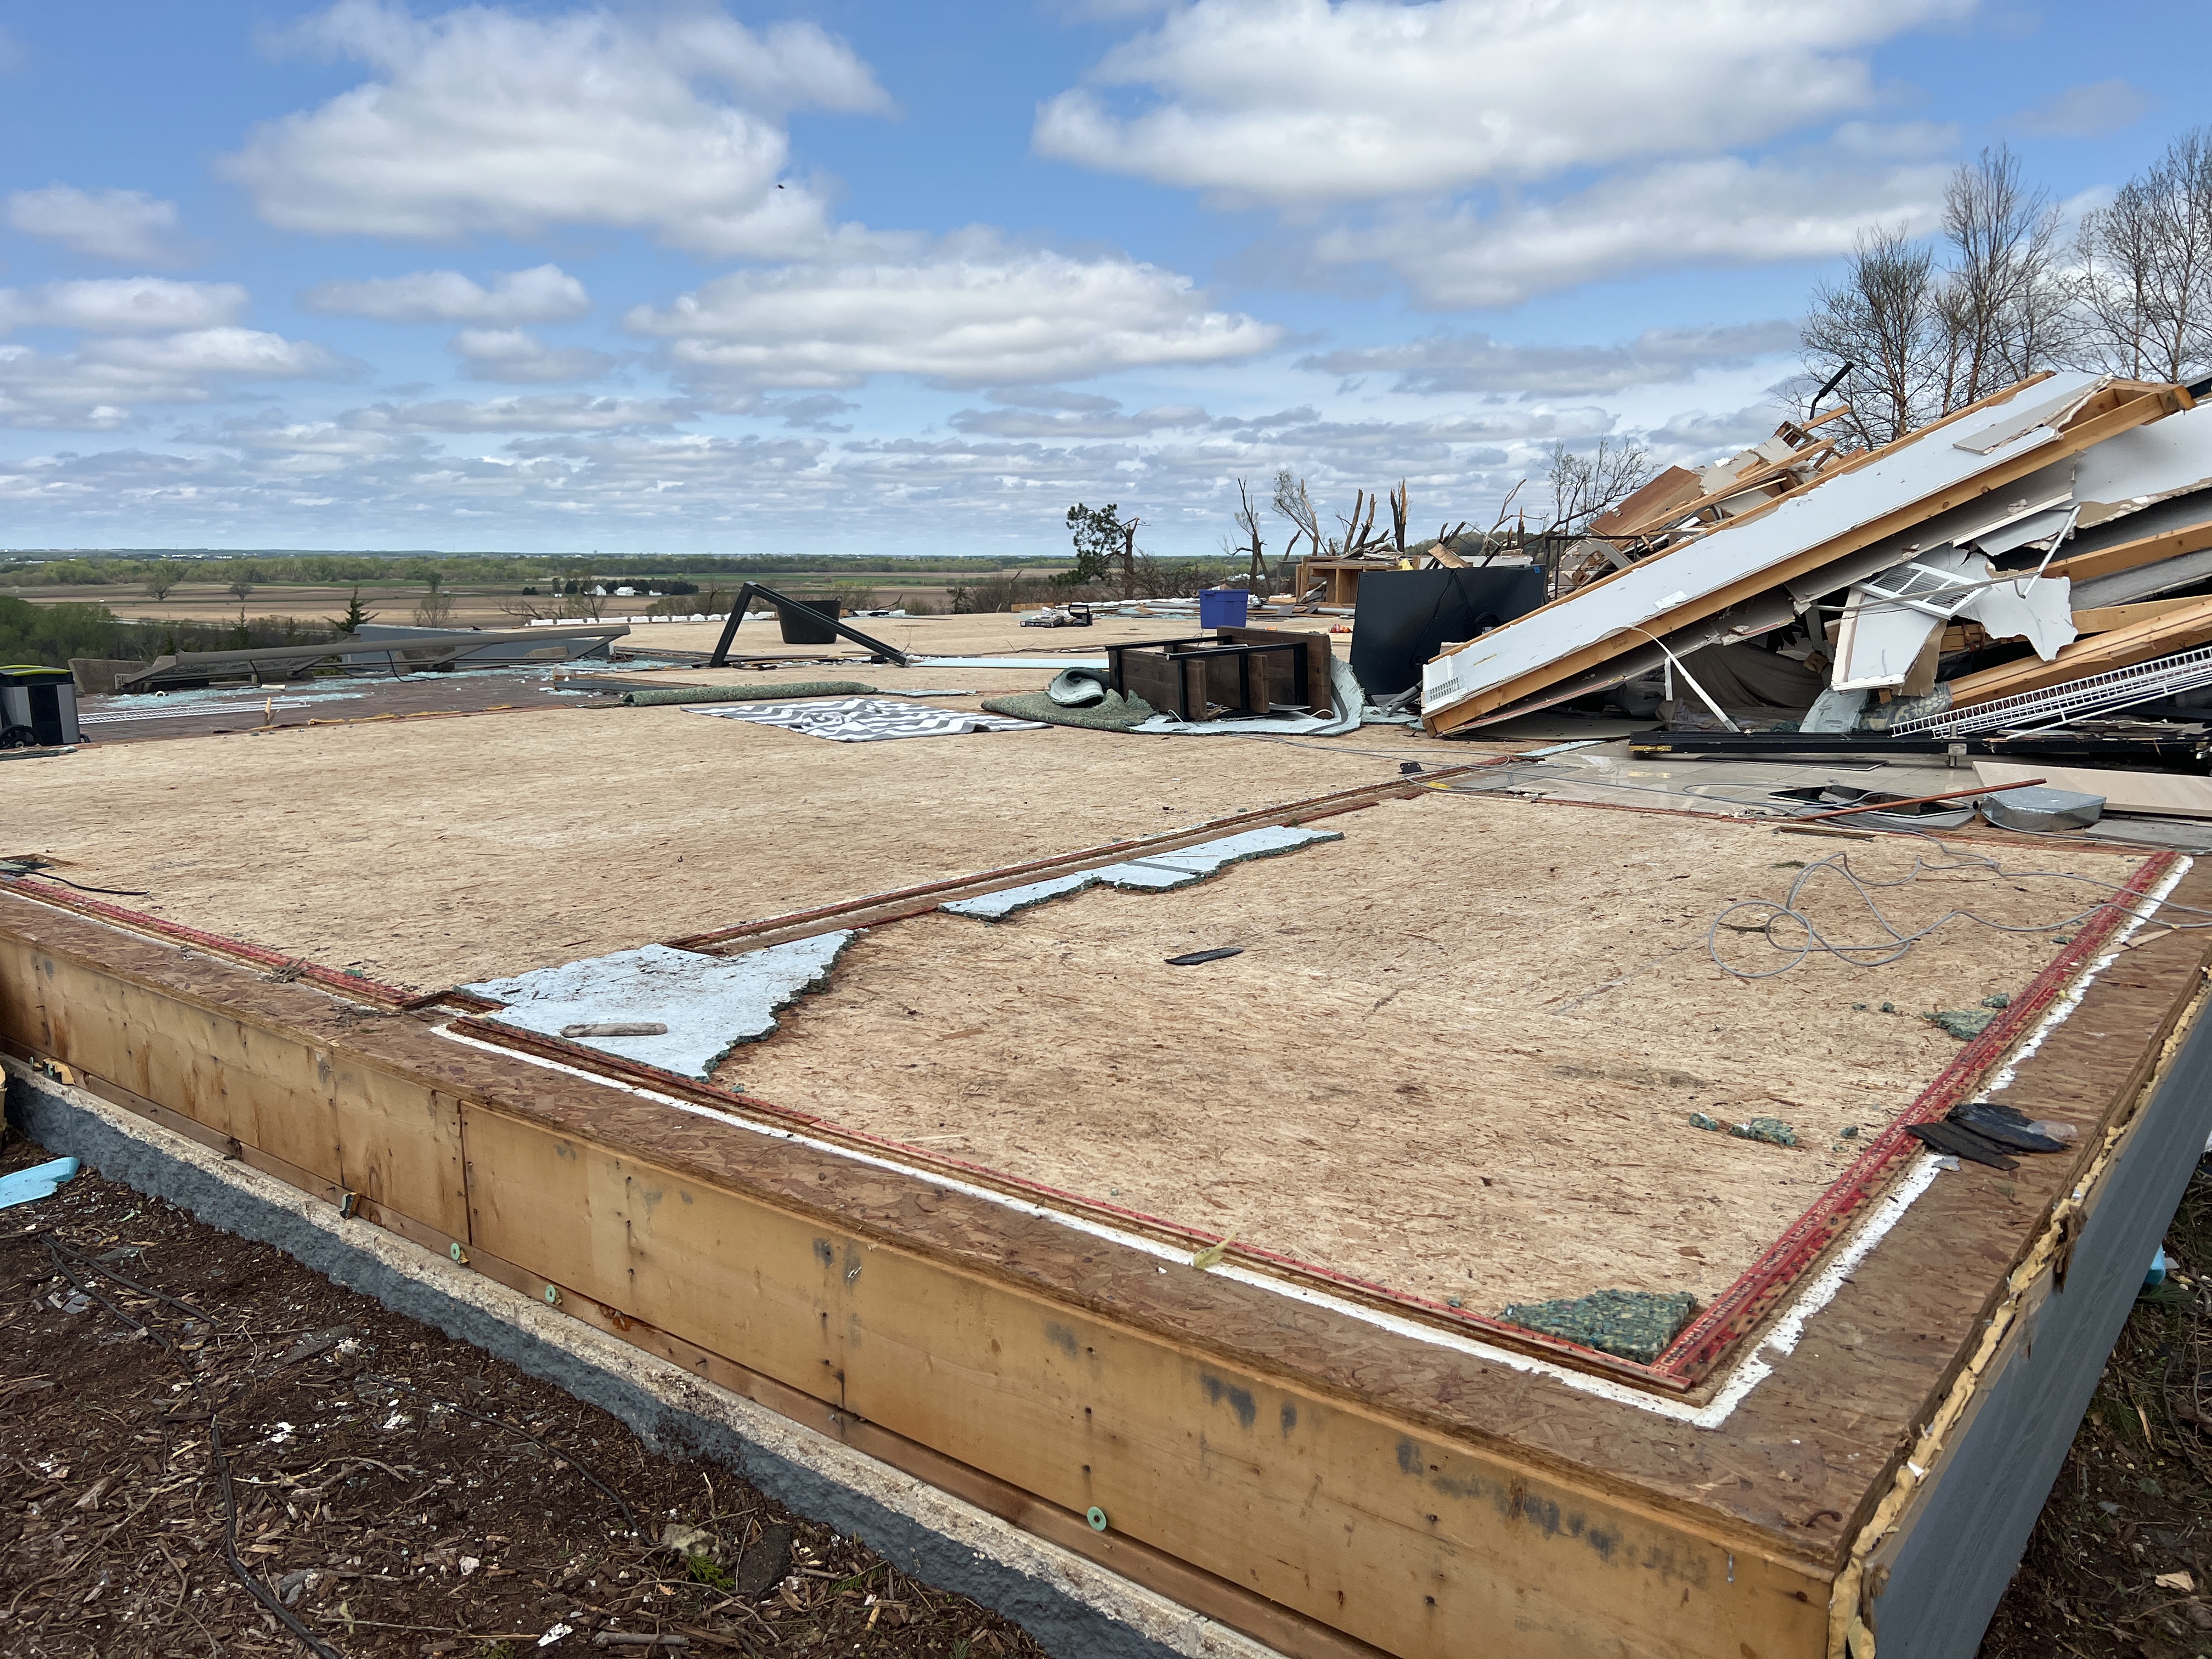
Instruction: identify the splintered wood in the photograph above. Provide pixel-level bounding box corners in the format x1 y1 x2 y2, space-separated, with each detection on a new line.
721 794 2149 1319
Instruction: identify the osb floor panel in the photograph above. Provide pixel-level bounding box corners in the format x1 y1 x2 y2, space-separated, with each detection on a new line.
3 704 1422 990
719 791 2151 1316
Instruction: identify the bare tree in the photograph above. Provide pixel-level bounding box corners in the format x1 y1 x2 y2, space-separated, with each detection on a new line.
1802 226 1945 447
1386 479 1408 553
1271 470 1319 559
1231 477 1268 589
1329 488 1385 556
1540 437 1655 536
1935 145 2068 406
2073 128 2212 383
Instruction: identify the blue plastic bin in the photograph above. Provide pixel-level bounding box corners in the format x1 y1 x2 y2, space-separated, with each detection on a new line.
1198 588 1249 629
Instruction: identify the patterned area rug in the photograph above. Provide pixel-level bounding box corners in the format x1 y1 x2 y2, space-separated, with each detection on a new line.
685 696 1048 742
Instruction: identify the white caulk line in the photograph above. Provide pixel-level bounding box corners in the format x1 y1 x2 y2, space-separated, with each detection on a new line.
433 859 2179 1432
1971 856 2191 1105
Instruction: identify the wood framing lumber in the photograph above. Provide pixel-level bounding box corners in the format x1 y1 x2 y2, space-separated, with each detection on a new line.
1423 375 2193 735
1944 589 2212 708
2041 514 2212 586
2069 596 2209 633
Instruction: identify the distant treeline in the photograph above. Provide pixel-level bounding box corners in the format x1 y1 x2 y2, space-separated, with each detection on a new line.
0 552 1080 588
0 596 341 669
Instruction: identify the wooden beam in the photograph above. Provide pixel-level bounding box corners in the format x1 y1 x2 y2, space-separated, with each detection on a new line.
1946 590 2212 708
1427 381 2187 735
2070 597 2210 634
2041 516 2212 586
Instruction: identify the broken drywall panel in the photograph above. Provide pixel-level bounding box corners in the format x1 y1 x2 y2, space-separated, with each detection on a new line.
940 825 1343 922
1423 373 2114 730
2071 397 2212 527
1960 572 2076 660
1949 380 2109 454
465 935 854 1079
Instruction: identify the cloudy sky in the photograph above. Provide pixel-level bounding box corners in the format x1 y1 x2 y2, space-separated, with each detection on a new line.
0 1 2197 557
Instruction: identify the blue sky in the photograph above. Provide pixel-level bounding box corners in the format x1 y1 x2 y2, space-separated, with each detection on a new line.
0 0 2201 557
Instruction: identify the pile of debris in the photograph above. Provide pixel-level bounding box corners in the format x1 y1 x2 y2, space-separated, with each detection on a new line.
1421 371 2212 751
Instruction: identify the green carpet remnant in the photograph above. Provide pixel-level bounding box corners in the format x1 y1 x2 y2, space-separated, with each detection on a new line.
1497 1289 1700 1365
980 690 1154 731
1729 1116 1798 1147
1927 1007 1999 1041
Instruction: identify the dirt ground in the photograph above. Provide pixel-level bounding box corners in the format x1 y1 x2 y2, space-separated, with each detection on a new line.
722 792 2150 1311
0 1134 1051 1659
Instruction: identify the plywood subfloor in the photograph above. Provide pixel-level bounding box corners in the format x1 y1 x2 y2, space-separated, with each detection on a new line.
5 704 1419 990
720 792 2150 1316
624 611 1345 663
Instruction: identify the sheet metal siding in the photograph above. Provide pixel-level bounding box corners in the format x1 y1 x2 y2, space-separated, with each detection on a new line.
1865 1008 2212 1659
1423 374 2096 715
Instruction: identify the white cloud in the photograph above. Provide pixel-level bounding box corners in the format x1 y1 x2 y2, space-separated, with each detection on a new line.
450 328 615 384
222 1 888 257
346 393 693 433
1304 320 1802 394
0 326 340 430
2005 79 2152 139
1035 0 1967 205
1325 155 1951 308
7 186 188 263
626 239 1283 388
84 329 345 379
302 264 590 324
0 279 248 334
950 397 1212 438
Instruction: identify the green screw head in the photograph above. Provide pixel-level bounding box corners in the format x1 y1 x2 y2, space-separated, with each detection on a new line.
544 1284 562 1307
449 1243 467 1263
1086 1506 1108 1533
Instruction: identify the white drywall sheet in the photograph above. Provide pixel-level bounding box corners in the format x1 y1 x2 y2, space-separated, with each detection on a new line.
1423 374 2103 723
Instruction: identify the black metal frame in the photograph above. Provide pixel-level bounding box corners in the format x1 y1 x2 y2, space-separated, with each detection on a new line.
707 582 910 668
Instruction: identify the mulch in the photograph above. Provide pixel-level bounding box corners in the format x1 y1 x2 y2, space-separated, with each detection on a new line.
0 1132 1049 1659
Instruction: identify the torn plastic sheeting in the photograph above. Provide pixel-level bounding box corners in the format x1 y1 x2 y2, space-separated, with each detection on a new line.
940 825 1343 921
465 935 854 1080
0 1155 80 1210
1423 373 2115 727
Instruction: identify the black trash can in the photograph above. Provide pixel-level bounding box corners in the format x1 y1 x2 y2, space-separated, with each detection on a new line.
0 665 82 747
776 594 842 645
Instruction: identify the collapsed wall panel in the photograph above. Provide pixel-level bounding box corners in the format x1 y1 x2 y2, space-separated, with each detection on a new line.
1421 374 2190 733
